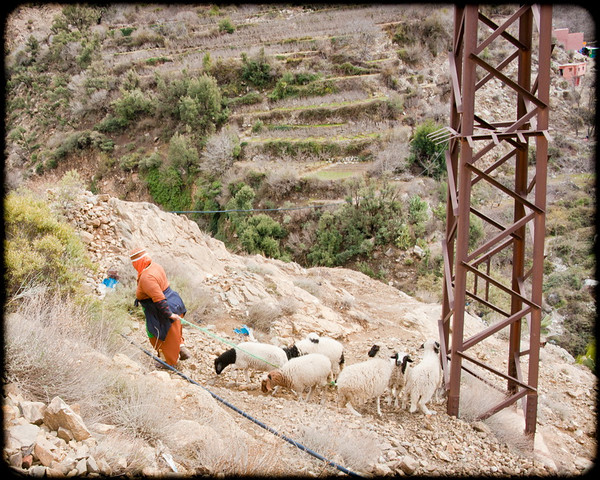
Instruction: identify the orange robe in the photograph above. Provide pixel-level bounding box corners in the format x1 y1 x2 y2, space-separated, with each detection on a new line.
134 256 185 366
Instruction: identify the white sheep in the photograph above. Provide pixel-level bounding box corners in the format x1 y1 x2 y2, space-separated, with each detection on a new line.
401 339 442 415
261 353 333 402
283 332 345 380
336 353 406 417
368 344 413 408
214 342 288 383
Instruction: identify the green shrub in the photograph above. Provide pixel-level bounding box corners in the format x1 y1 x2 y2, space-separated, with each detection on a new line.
218 18 235 34
407 120 448 179
47 130 115 168
144 166 191 212
94 115 129 133
241 48 272 88
214 184 288 260
177 74 227 134
267 72 335 102
394 224 413 250
252 120 265 133
145 56 171 66
76 36 100 69
119 152 143 171
469 213 485 249
139 152 163 171
408 195 428 225
307 179 406 266
306 211 345 267
336 62 371 76
577 340 596 373
224 91 263 107
120 27 135 36
239 214 287 259
112 88 154 122
192 179 222 233
61 4 102 32
4 189 93 297
168 132 199 173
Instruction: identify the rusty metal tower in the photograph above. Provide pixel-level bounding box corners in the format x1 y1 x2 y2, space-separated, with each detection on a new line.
437 4 552 436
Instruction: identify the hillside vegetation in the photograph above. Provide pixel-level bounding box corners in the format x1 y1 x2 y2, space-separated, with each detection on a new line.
4 4 596 363
3 181 596 477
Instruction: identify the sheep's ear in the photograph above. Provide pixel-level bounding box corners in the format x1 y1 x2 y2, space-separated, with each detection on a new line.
401 355 412 373
368 344 380 357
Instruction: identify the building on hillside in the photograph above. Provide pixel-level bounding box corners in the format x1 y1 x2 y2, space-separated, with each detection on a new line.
553 28 584 51
557 62 587 87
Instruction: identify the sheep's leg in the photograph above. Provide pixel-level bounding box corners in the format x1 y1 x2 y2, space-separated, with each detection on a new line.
304 386 314 403
318 387 327 405
418 400 435 415
401 387 410 410
232 367 241 385
409 393 419 414
345 402 362 417
433 383 445 404
376 396 383 417
389 386 400 407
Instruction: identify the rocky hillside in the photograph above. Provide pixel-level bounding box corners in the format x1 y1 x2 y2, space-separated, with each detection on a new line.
3 4 597 476
4 3 597 364
4 187 596 477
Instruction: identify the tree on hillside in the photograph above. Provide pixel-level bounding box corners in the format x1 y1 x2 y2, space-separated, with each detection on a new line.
407 120 448 179
178 74 228 135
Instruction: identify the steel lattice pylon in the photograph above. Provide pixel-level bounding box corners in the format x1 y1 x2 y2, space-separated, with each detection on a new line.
438 4 552 436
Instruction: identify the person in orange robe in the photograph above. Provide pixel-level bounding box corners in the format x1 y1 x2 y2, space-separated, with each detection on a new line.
130 247 190 366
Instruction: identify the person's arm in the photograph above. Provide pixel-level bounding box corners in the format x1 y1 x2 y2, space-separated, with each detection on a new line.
141 272 181 321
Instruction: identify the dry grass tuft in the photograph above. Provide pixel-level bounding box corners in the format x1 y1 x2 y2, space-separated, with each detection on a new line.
294 414 381 473
459 373 534 454
177 435 284 475
246 302 282 333
4 290 117 405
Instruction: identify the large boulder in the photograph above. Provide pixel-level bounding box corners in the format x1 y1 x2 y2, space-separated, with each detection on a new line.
42 396 91 441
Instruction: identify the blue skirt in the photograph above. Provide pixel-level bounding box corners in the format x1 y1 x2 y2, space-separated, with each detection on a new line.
138 286 186 341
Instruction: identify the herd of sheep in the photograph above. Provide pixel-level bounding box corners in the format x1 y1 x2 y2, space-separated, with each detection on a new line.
213 333 443 417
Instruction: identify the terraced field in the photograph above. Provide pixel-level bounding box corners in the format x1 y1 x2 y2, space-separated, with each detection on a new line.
94 4 451 181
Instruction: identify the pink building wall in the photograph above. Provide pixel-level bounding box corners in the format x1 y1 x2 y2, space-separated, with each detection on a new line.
553 28 584 51
558 62 587 86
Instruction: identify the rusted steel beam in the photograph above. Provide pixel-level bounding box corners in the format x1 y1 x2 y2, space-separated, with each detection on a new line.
440 4 552 438
476 6 530 53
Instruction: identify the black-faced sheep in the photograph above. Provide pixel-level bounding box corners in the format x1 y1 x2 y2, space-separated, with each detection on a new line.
401 339 442 415
261 353 333 402
368 344 413 408
336 352 406 417
283 332 345 380
214 341 288 383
